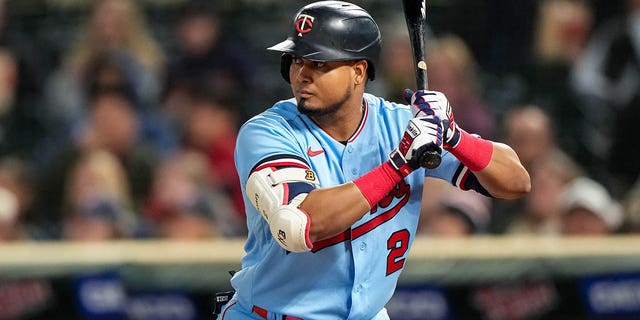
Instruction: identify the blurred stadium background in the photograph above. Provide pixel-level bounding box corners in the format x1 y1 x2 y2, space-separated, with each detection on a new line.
1 0 640 319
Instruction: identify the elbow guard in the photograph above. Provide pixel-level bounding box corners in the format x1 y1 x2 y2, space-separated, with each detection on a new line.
270 202 313 252
246 166 319 252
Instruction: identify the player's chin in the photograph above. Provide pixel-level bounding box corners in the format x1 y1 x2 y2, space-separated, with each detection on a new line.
297 98 316 114
297 104 311 115
297 98 340 117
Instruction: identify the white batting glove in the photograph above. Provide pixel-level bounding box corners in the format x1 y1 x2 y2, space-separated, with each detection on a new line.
389 115 443 176
404 89 461 148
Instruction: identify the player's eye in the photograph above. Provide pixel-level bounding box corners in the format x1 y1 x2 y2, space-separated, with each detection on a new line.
292 57 303 65
314 61 326 68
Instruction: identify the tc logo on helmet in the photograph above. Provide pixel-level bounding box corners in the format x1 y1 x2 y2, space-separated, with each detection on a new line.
295 14 315 36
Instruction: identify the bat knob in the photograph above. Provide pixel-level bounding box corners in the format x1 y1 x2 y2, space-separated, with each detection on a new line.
419 149 441 169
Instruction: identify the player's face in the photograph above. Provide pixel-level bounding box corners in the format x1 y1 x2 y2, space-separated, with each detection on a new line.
289 57 359 116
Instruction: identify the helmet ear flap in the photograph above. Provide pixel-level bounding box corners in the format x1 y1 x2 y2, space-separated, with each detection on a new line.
280 54 292 83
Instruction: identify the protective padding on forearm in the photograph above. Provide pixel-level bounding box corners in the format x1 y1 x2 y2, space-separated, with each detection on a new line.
246 166 319 252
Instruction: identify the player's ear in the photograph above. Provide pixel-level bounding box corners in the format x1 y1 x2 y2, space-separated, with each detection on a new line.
353 60 367 85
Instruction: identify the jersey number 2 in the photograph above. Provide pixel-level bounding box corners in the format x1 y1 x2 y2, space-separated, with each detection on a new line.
386 229 410 275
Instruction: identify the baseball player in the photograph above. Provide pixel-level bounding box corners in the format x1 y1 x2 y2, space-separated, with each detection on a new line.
217 1 530 319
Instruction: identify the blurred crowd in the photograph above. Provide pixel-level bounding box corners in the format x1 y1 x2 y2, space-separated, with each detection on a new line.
0 0 638 242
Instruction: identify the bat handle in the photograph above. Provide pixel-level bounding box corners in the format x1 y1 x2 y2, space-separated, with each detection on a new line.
419 144 442 169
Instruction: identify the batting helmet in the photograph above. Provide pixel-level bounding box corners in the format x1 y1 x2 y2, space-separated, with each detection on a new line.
268 1 381 83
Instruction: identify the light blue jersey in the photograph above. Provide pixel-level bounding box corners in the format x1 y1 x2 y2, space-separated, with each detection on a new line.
225 93 469 320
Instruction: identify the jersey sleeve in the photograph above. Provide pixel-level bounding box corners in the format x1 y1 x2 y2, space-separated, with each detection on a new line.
235 113 310 187
425 150 491 197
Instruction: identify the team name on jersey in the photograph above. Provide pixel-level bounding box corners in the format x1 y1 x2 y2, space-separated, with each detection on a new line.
312 180 411 252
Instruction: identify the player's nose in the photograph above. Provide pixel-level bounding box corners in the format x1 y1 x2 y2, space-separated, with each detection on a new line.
294 61 313 83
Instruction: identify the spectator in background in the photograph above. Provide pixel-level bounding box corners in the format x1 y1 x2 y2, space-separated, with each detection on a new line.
79 51 176 158
144 151 245 239
417 184 491 237
0 157 36 240
560 177 623 235
0 0 49 160
516 0 594 174
33 88 157 238
534 0 592 66
164 0 260 121
61 150 138 240
44 0 165 127
491 105 582 234
506 150 582 235
502 105 556 173
572 0 640 197
76 88 156 206
0 186 22 241
179 87 245 218
426 35 496 139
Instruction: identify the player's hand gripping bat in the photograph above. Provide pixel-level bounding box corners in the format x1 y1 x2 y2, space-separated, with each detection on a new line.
402 0 442 169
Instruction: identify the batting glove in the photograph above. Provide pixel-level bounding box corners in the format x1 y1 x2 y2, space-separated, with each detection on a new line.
404 89 461 148
389 115 443 176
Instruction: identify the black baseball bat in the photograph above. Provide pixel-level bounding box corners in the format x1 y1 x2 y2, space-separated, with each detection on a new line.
401 0 441 169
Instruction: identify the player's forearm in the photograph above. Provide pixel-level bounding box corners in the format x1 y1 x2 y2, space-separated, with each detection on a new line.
299 183 371 242
474 142 531 199
442 126 530 199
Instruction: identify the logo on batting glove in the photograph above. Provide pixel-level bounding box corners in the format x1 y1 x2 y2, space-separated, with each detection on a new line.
392 116 443 171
